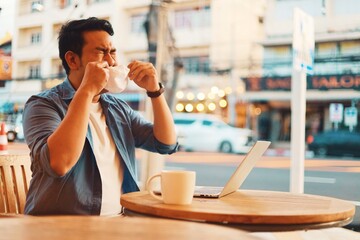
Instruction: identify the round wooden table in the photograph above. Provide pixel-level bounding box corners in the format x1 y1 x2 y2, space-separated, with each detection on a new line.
121 190 355 231
0 215 259 240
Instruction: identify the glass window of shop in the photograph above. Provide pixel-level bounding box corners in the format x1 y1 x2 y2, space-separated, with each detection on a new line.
182 56 210 74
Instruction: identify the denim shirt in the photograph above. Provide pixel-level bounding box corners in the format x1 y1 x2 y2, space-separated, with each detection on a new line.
23 78 178 215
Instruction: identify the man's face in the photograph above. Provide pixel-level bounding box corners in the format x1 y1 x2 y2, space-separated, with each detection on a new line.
78 30 117 75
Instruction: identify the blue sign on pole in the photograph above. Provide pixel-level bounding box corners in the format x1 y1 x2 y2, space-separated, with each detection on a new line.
344 107 358 127
292 8 314 75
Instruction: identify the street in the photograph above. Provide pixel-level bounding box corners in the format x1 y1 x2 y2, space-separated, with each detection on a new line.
8 142 360 231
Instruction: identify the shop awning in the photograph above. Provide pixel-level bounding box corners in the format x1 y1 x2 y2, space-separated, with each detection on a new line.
239 89 360 102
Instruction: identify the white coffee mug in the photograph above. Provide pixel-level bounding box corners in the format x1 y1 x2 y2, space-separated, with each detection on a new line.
146 170 196 205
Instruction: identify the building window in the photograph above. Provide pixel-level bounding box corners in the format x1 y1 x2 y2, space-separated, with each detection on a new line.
264 46 291 59
31 0 44 12
58 0 73 9
340 41 360 55
173 6 211 30
182 56 210 74
87 0 110 4
31 32 42 45
58 64 65 77
316 42 339 58
130 14 147 34
29 65 41 78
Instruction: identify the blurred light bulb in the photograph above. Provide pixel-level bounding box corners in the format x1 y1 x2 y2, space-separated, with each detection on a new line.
197 92 205 101
218 89 225 97
176 91 184 99
219 99 227 108
185 104 194 112
211 86 219 94
196 103 205 112
224 87 232 94
254 107 262 115
186 92 195 101
207 92 215 100
176 103 184 112
208 103 216 111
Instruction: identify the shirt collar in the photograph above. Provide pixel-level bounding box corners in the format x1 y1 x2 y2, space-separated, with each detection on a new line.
60 77 77 100
59 77 112 109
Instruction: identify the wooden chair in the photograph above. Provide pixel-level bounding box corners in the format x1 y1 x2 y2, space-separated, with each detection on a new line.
0 154 32 214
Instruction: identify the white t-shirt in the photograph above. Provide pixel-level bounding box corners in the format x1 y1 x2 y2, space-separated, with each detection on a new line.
89 102 123 216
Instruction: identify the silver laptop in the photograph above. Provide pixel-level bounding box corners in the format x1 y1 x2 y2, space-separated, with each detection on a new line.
194 140 271 198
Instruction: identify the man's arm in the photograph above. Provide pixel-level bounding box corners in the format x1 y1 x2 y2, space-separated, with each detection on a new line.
150 93 177 145
128 61 177 145
47 61 109 176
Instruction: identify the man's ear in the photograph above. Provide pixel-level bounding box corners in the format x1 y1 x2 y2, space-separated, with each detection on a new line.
64 51 80 71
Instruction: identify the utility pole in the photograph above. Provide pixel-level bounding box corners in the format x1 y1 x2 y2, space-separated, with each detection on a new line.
140 0 168 190
144 0 183 112
290 8 314 194
140 0 182 189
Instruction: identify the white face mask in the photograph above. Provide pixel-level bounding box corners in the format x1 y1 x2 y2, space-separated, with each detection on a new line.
105 65 130 93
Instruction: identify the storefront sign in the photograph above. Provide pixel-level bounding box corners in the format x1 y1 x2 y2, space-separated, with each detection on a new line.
0 56 12 80
244 74 360 91
329 103 343 123
344 107 358 127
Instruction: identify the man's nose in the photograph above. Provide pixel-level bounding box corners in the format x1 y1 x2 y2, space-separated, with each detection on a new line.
104 53 116 66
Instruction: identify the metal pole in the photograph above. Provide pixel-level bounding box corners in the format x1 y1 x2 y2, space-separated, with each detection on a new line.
140 1 167 190
290 69 306 193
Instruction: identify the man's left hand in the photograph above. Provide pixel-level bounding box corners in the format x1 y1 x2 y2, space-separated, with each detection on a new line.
127 61 159 92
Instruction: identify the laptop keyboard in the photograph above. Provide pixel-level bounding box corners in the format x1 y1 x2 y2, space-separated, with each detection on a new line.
194 186 223 195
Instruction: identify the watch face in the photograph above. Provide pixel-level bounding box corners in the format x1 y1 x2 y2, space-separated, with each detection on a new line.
147 83 165 98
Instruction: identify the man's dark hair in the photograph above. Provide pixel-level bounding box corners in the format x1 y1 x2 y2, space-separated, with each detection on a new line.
58 17 114 75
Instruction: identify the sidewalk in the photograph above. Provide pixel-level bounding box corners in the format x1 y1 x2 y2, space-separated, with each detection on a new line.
265 141 314 158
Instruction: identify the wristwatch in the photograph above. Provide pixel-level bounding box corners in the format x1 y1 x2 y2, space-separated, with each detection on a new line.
146 82 165 98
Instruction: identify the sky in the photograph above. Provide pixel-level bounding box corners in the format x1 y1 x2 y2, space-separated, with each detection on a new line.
0 0 15 39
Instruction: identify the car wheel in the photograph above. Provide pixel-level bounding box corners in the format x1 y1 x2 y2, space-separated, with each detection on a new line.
7 131 17 142
220 141 232 153
315 146 327 157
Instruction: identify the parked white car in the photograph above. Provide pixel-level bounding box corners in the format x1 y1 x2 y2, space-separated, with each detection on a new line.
5 114 24 142
173 113 254 154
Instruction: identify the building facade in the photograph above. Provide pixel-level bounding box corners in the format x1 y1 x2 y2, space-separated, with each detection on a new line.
7 0 266 119
241 0 360 142
7 0 358 144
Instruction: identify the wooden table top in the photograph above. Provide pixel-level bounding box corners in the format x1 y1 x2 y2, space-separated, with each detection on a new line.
121 190 355 230
0 215 259 240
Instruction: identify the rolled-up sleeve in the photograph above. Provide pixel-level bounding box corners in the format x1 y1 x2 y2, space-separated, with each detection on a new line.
23 96 65 178
125 105 178 155
153 137 178 154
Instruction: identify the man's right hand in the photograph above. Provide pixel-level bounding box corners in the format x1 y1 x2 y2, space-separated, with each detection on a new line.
79 61 110 98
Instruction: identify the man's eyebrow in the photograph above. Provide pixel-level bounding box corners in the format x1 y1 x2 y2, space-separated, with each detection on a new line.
95 47 116 52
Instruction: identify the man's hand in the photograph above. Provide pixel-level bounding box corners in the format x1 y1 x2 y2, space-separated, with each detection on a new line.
127 61 159 92
128 60 177 146
79 61 110 97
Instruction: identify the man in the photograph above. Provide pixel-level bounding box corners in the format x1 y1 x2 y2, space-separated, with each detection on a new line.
23 17 178 215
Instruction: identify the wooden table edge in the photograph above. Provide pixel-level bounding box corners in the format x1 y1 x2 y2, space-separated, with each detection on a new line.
120 190 356 226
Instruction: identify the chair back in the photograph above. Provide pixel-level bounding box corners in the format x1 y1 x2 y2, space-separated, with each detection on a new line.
0 154 31 214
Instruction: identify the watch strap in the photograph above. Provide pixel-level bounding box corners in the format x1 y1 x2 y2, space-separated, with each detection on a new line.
146 83 165 98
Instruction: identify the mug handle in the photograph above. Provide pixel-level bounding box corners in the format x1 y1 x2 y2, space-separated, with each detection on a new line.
146 173 163 201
